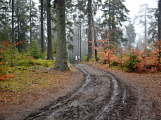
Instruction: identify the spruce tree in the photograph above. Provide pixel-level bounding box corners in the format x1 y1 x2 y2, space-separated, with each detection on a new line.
54 0 68 71
102 0 129 45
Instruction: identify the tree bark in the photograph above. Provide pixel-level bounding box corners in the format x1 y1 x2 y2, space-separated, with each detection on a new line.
158 0 161 62
12 0 14 44
54 0 68 71
30 0 32 45
47 0 53 60
92 15 98 62
108 0 111 44
41 0 44 53
145 10 147 54
87 0 92 61
17 1 21 53
11 0 14 67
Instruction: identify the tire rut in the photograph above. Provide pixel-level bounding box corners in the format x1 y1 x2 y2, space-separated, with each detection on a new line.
24 64 136 120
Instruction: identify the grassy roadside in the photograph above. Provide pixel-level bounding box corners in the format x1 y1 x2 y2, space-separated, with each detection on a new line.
0 63 84 120
0 62 73 103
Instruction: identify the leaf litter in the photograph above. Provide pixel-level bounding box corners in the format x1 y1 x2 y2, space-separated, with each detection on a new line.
0 66 84 120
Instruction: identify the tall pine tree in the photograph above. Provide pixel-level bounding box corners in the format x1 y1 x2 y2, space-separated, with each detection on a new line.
87 0 92 61
102 0 129 45
14 0 29 52
54 0 68 71
158 0 161 62
47 0 53 60
125 22 136 48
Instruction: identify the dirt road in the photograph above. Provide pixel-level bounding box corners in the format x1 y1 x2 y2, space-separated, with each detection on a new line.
24 64 160 120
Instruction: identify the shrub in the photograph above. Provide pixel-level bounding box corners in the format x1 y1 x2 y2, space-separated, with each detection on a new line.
123 53 141 72
30 40 44 59
123 67 130 72
110 60 119 66
81 56 87 62
99 59 108 64
89 55 95 62
0 41 14 81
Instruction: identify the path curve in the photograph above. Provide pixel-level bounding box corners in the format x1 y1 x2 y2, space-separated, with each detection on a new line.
24 64 136 120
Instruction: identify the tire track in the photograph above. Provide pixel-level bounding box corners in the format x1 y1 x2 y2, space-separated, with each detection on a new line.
24 64 134 120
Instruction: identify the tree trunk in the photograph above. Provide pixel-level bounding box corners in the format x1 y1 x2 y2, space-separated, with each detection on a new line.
87 0 92 61
158 0 161 63
17 1 21 53
11 0 14 67
108 0 111 44
30 0 32 45
111 0 116 45
41 0 44 53
47 0 53 60
12 0 14 44
18 22 21 53
92 15 98 62
54 0 68 71
145 8 147 55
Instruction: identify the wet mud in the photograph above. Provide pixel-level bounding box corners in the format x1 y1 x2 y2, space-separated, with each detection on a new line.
24 64 160 120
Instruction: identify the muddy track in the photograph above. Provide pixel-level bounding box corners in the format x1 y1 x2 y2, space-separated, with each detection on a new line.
24 64 137 120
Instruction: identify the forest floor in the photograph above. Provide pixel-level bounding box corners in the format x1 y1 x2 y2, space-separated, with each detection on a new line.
0 66 84 120
88 63 161 118
0 63 161 120
87 63 161 110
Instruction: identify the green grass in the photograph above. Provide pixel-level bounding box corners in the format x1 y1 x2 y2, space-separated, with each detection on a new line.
0 59 58 102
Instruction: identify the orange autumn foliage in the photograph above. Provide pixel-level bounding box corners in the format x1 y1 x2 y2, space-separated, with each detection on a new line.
92 46 99 50
3 41 9 46
89 41 94 43
88 34 161 73
0 41 25 81
0 75 14 81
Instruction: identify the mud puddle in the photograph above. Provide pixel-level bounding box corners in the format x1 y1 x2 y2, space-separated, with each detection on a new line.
24 64 138 120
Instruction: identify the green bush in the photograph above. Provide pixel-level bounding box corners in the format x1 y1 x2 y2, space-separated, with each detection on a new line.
99 60 108 65
110 60 119 66
2 45 18 63
123 67 130 72
123 53 140 72
82 56 87 62
89 56 95 62
30 40 44 59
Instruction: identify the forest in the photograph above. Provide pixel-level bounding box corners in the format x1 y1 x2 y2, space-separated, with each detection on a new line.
0 0 160 78
0 0 161 119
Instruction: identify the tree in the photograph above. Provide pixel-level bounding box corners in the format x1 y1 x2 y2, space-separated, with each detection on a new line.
87 0 92 61
29 0 32 44
29 0 37 45
92 16 98 62
0 0 11 41
91 0 102 62
158 0 161 62
12 0 14 44
125 22 136 48
11 0 14 67
40 0 44 53
47 0 53 60
148 8 158 46
65 0 76 52
134 4 153 53
14 0 29 53
54 0 68 71
102 0 129 45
